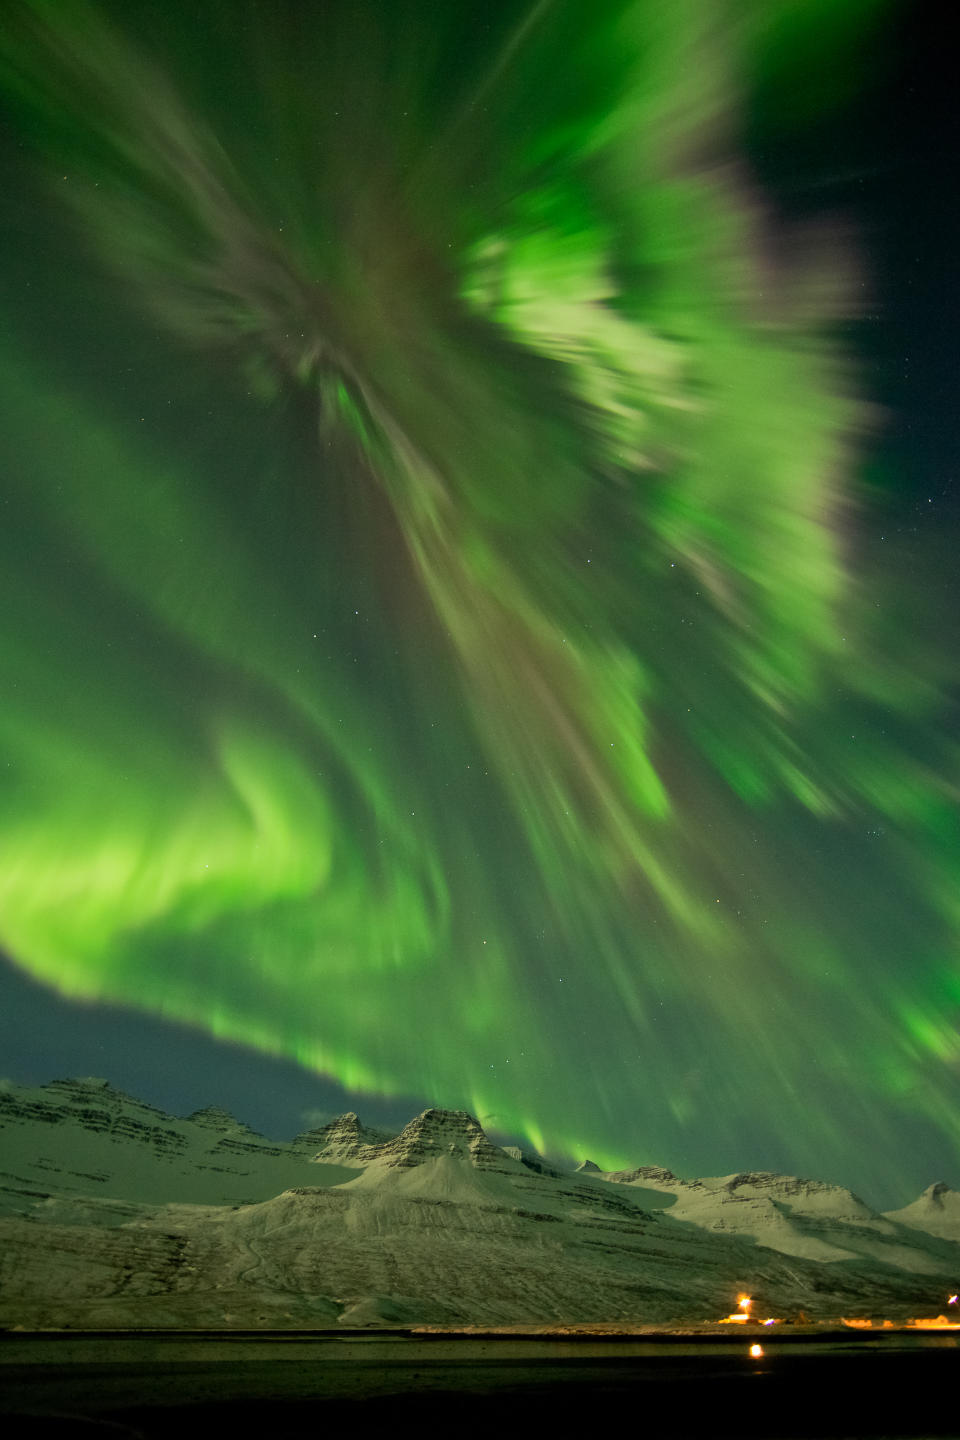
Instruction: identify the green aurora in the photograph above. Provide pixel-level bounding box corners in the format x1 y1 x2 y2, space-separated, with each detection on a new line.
1 0 957 1198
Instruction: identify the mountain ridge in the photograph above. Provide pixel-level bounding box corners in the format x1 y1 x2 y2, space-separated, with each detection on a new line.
1 1078 957 1330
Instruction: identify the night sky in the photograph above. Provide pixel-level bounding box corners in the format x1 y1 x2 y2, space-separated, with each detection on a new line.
0 0 957 1209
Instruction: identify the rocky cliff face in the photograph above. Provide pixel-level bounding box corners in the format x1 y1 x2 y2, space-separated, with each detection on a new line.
0 1079 957 1330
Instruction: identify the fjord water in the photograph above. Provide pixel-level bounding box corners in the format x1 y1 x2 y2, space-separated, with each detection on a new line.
2 1331 958 1437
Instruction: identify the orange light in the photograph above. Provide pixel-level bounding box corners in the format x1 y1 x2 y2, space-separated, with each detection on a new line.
841 1318 873 1329
719 1313 750 1324
749 1344 764 1358
738 1294 752 1312
908 1316 960 1330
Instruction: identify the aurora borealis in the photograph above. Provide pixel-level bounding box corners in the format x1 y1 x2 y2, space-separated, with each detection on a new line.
0 0 956 1206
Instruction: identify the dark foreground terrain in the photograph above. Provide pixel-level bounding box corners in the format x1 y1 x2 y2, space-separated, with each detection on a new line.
1 1331 959 1438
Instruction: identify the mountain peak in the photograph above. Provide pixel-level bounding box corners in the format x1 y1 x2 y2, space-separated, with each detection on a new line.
883 1181 960 1241
301 1111 395 1164
614 1164 679 1186
373 1108 507 1170
186 1106 242 1130
407 1107 477 1129
43 1077 155 1110
924 1181 954 1202
48 1076 113 1097
575 1159 602 1174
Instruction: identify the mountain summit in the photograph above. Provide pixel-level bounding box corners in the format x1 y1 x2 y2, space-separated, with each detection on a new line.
371 1108 509 1169
296 1111 396 1164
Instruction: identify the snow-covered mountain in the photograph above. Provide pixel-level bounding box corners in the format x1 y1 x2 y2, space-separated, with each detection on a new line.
588 1163 952 1270
0 1078 956 1330
885 1182 960 1243
0 1076 357 1217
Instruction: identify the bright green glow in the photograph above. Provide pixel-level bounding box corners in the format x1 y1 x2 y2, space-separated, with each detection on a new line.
0 0 955 1197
